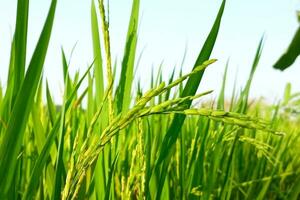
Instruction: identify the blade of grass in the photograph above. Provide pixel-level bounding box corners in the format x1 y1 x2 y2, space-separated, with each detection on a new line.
217 59 229 110
46 81 57 125
0 0 57 196
62 49 73 98
91 0 104 102
274 27 300 71
12 0 29 100
156 0 226 166
104 153 119 200
154 1 226 198
116 0 140 114
0 20 15 134
91 2 108 197
52 50 71 200
236 37 264 114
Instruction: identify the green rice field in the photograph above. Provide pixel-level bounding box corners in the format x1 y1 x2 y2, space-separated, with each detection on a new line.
0 0 299 199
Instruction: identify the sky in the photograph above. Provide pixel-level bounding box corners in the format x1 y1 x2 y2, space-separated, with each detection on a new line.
0 0 299 104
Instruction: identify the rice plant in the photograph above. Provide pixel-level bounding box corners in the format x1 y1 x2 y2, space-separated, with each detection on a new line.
0 0 299 199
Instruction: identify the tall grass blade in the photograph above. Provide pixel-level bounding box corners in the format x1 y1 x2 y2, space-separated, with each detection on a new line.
46 81 57 125
236 37 264 114
0 0 57 196
52 51 71 200
91 0 104 102
155 0 226 170
116 0 140 113
12 0 29 100
157 0 226 165
217 60 229 110
104 153 119 200
154 1 226 198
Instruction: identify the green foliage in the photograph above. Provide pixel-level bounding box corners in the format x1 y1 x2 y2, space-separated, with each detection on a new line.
0 0 299 199
0 0 57 197
116 0 140 114
274 27 300 70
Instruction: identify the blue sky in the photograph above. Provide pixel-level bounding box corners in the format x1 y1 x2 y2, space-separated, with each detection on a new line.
0 0 299 103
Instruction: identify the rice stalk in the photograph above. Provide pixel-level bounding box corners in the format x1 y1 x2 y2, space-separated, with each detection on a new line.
98 0 114 123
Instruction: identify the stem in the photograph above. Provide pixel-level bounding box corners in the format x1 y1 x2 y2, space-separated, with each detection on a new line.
98 0 114 123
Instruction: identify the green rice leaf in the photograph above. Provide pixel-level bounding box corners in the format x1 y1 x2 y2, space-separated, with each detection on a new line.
52 50 71 200
274 27 300 71
156 0 226 168
0 0 57 196
46 81 57 125
217 59 229 110
12 0 29 100
116 0 140 113
236 37 264 114
91 0 104 102
154 1 226 198
104 153 119 200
